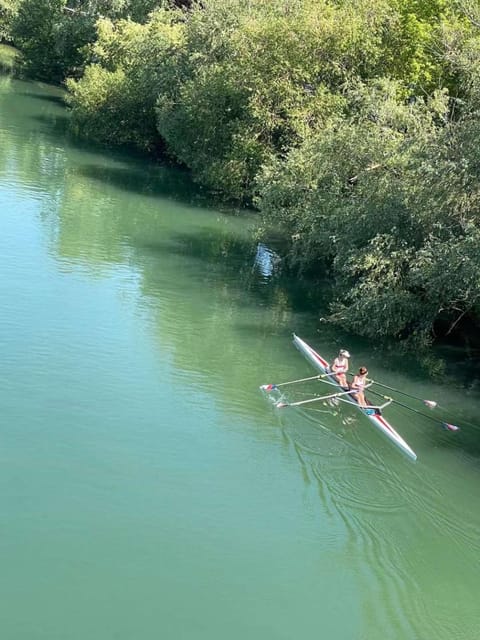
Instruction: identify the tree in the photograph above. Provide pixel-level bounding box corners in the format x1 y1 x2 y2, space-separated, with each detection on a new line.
155 0 408 199
67 10 184 150
257 80 462 346
0 0 19 42
10 0 167 81
12 0 96 81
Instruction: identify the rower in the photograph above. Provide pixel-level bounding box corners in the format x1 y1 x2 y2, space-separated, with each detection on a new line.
351 366 368 407
330 349 350 389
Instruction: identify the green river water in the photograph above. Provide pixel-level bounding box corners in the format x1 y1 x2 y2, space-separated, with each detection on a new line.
0 76 479 640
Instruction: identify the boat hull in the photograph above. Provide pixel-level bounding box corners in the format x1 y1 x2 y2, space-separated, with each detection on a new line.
292 334 417 461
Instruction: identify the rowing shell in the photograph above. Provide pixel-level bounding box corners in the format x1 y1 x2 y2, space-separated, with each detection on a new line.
292 334 417 461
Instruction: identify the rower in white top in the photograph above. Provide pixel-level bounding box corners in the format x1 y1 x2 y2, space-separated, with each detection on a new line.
330 349 350 389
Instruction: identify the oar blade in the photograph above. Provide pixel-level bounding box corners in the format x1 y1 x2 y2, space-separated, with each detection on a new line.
370 379 440 409
260 383 278 392
442 422 460 432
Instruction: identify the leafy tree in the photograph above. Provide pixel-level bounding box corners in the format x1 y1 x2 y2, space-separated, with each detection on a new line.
67 0 165 23
67 10 183 150
67 0 467 201
10 0 167 81
155 0 411 199
257 79 462 346
0 0 19 42
11 0 96 81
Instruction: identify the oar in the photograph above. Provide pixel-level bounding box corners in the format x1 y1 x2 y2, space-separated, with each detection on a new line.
276 388 354 409
367 388 460 431
367 378 437 408
332 396 393 412
260 371 332 391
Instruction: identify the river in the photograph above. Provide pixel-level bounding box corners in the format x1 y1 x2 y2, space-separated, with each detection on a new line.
0 76 479 640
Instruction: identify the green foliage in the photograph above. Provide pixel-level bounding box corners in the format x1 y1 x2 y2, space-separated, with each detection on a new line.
67 10 183 150
10 0 165 81
0 0 19 42
155 0 412 199
258 71 480 347
11 0 95 81
66 0 466 200
74 0 166 23
0 42 19 71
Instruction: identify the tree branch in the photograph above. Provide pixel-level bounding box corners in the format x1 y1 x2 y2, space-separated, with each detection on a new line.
445 309 468 335
348 163 382 185
458 1 480 30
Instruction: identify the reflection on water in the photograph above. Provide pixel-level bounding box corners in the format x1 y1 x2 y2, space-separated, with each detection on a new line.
253 242 280 280
1 77 480 640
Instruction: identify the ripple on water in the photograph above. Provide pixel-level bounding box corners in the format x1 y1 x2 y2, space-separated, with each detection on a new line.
283 408 355 460
404 464 480 556
279 400 480 640
280 404 410 513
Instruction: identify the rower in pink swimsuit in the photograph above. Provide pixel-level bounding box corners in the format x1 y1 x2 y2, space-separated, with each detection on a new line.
351 366 368 407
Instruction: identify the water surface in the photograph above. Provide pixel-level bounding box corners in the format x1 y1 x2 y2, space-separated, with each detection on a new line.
0 77 479 640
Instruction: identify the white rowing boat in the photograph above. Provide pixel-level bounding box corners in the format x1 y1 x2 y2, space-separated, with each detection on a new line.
292 334 417 461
